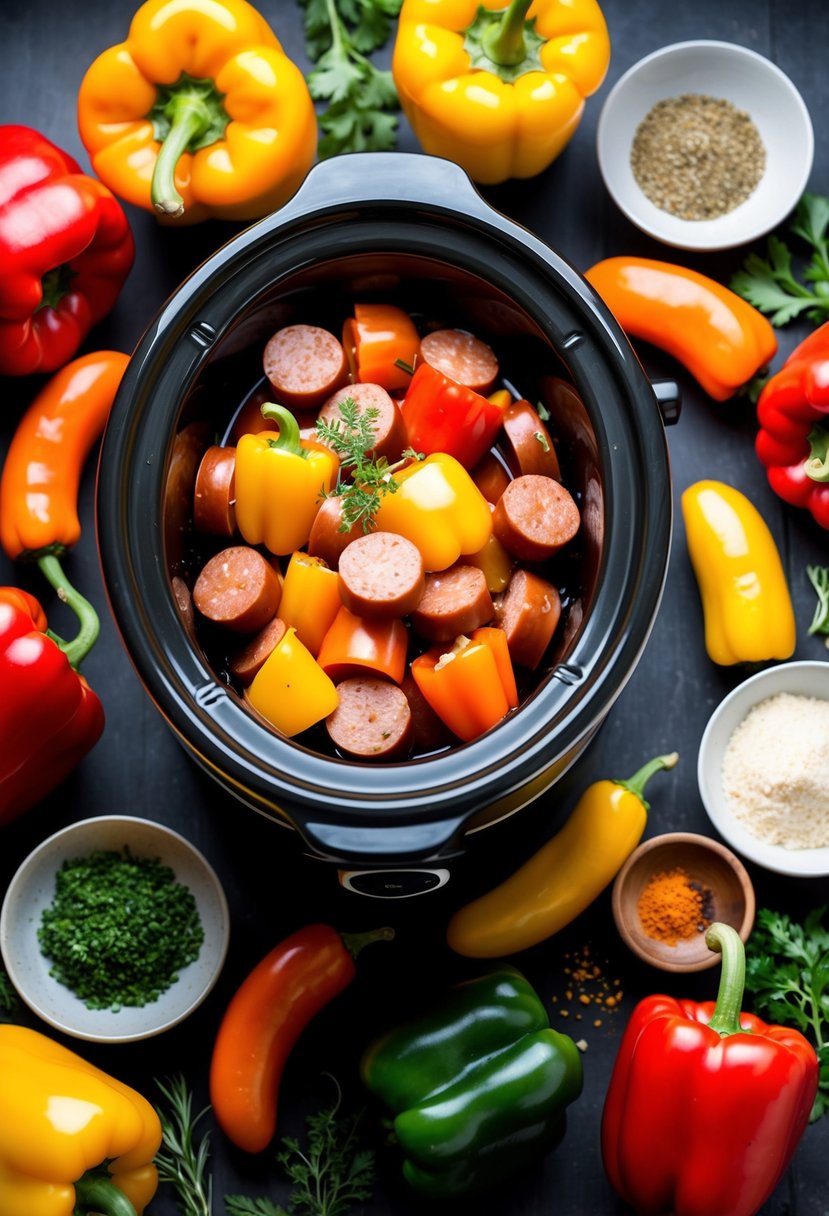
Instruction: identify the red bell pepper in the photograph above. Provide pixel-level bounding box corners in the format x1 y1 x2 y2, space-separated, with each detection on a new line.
0 574 104 826
0 125 134 376
601 922 818 1216
401 362 505 470
755 320 829 529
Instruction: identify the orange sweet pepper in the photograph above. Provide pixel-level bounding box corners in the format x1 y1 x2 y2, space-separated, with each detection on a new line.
411 627 518 741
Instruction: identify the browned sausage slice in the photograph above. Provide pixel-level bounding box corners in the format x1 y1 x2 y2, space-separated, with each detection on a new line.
228 616 287 685
325 677 414 760
318 382 408 464
193 546 282 634
263 324 349 412
472 451 511 504
410 565 494 643
493 474 579 562
495 569 561 670
420 329 499 393
338 532 425 618
193 445 237 536
307 496 362 569
501 400 561 481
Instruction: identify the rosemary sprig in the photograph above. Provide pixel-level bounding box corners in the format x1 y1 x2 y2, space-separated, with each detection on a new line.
154 1075 213 1216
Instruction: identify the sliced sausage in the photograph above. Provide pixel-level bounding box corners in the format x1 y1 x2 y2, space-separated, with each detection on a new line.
495 569 561 670
410 565 494 643
501 400 561 481
325 677 414 760
420 329 499 393
401 670 453 755
193 546 282 634
263 324 349 412
228 616 287 685
472 451 511 504
171 575 196 639
318 382 408 464
338 532 425 618
493 474 580 562
307 496 362 569
193 445 237 536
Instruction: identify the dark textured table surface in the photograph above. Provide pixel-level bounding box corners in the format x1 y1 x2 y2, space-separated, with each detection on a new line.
1 1 828 1212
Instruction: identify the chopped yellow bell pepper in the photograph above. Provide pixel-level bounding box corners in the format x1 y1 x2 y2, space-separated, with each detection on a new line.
77 0 317 223
235 404 338 558
246 625 339 737
466 532 514 593
392 0 611 185
373 452 492 572
0 1023 161 1216
278 552 342 657
681 480 796 666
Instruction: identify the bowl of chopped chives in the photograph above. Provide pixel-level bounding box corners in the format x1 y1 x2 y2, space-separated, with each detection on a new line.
596 41 814 251
0 816 230 1042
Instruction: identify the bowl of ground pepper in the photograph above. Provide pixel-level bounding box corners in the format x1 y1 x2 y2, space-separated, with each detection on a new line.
611 832 755 972
0 815 230 1042
596 41 814 251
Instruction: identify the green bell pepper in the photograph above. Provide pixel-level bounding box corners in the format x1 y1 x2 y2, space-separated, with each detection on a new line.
360 968 583 1197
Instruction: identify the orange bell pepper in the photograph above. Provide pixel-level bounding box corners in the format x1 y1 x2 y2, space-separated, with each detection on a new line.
410 626 517 741
317 606 409 684
343 303 421 393
277 552 342 658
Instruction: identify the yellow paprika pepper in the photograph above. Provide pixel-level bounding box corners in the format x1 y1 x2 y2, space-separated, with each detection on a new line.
446 752 678 957
374 452 492 571
411 627 518 742
0 1023 161 1216
392 0 610 185
246 625 339 737
77 0 317 223
278 552 342 657
235 404 338 558
681 480 796 666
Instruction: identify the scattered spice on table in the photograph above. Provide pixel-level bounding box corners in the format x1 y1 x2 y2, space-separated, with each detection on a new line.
630 93 766 220
38 847 204 1010
554 944 624 1024
637 866 714 946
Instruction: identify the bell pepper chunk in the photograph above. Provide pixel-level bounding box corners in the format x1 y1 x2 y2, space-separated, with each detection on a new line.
277 552 341 657
343 303 421 392
246 626 339 737
317 606 409 684
411 628 517 741
401 362 505 470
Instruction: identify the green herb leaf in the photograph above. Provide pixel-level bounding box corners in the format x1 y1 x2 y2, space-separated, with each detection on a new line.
731 193 829 327
225 1198 288 1216
154 1076 213 1216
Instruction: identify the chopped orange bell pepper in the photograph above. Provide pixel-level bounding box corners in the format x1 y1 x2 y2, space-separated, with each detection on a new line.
410 627 517 741
277 553 342 657
317 606 409 684
343 304 421 393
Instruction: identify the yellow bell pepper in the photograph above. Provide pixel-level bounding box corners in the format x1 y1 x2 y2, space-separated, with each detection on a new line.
77 0 317 223
681 480 796 666
0 1024 161 1216
446 753 678 957
392 0 611 185
373 452 492 571
466 532 514 593
278 552 343 657
235 404 338 558
246 625 339 737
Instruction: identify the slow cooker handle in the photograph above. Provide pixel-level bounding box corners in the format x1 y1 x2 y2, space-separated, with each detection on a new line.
299 815 467 864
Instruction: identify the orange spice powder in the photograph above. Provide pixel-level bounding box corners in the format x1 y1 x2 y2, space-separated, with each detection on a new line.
637 866 713 946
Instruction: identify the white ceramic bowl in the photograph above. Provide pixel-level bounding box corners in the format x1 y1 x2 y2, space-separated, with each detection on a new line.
698 661 829 877
596 41 814 251
0 816 230 1042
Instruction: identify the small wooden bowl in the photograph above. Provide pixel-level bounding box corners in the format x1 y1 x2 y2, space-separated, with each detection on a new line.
612 832 755 973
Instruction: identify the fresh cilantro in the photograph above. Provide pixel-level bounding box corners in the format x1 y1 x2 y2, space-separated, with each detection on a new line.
807 565 829 641
744 906 829 1121
731 193 829 327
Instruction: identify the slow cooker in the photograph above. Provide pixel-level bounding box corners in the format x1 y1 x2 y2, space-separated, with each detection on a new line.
96 152 677 896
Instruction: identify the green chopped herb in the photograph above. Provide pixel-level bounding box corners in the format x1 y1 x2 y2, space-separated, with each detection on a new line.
38 847 204 1011
533 430 550 451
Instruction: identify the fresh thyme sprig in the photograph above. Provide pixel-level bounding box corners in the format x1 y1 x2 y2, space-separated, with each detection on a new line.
154 1075 213 1216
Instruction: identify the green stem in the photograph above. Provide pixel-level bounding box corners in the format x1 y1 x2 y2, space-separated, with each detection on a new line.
614 752 679 812
151 95 212 217
341 926 395 961
325 0 348 59
262 403 306 456
705 923 748 1038
37 554 100 669
805 424 829 483
74 1170 137 1216
482 0 534 66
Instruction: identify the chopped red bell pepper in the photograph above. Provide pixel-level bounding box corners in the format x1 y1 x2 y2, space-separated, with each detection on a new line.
0 125 134 376
401 362 505 470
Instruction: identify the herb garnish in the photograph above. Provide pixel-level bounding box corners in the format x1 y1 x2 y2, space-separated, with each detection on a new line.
731 193 829 327
744 906 829 1121
0 965 19 1014
806 565 829 643
155 1075 213 1216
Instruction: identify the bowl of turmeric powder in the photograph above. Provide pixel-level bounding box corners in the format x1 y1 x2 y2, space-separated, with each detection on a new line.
611 832 755 972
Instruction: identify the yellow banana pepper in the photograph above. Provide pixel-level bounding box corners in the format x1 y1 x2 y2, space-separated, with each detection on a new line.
392 0 611 185
235 404 339 558
374 452 492 571
0 1024 161 1216
77 0 317 223
246 625 339 737
681 480 796 666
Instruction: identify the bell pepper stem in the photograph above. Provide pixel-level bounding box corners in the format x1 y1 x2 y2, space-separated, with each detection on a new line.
151 94 212 217
614 752 679 811
341 926 395 960
805 424 829 483
74 1170 137 1216
704 922 748 1038
37 554 100 669
262 403 306 456
482 0 535 66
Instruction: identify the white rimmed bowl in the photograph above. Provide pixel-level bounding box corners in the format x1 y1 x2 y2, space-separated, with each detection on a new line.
0 816 230 1042
698 661 829 877
597 40 814 251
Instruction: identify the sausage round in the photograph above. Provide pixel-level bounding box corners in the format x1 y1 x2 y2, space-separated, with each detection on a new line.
410 565 494 643
420 329 499 393
495 569 561 670
193 546 282 634
318 382 408 464
307 495 362 569
228 616 287 685
263 324 349 411
493 474 580 562
193 445 237 536
338 532 425 618
501 400 561 481
325 677 414 760
472 451 511 505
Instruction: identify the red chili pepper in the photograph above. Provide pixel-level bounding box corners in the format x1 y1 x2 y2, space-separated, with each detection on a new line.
0 582 104 826
601 923 818 1216
755 320 829 529
0 125 134 376
209 923 394 1153
401 362 504 470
